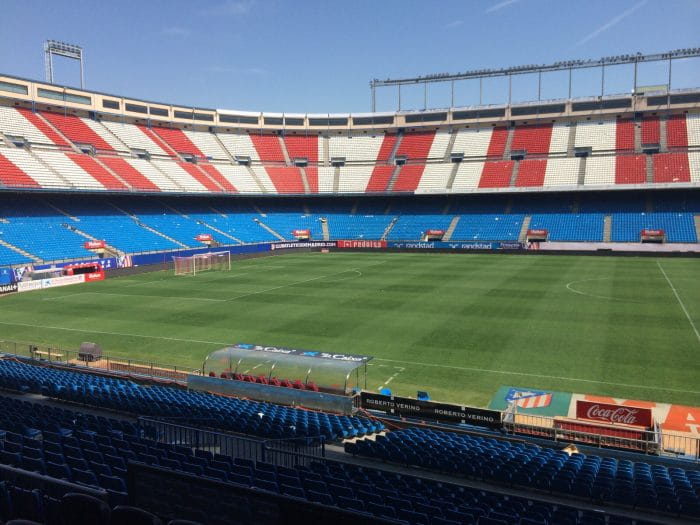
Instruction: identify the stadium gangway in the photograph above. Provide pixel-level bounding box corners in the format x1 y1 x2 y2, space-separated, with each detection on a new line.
0 462 109 502
137 416 325 468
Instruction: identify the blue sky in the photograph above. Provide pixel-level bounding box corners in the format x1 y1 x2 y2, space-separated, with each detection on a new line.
0 0 698 113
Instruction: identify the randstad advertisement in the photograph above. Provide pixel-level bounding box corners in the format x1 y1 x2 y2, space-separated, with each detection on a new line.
388 241 524 250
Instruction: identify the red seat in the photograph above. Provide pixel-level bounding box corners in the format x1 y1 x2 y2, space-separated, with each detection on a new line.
511 124 553 156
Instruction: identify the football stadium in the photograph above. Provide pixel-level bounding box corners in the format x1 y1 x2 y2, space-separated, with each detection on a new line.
0 2 699 524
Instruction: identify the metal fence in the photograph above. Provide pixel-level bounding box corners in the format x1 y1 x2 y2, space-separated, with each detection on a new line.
0 339 202 382
137 417 325 468
506 413 700 461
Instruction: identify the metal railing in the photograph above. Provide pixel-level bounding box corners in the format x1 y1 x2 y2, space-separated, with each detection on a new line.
0 339 202 382
137 417 325 467
506 413 699 461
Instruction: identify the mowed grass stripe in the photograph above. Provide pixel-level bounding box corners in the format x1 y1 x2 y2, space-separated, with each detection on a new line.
1 252 699 407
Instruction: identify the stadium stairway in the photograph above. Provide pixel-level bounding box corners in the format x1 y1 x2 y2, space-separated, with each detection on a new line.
445 161 461 190
695 215 700 241
321 219 330 241
604 215 612 242
518 216 531 242
255 218 285 241
299 166 311 194
63 224 122 256
502 127 515 160
277 135 292 165
104 201 185 248
380 217 398 240
246 165 269 193
443 130 458 162
0 238 40 262
442 216 460 241
131 218 188 248
27 149 73 188
384 164 402 193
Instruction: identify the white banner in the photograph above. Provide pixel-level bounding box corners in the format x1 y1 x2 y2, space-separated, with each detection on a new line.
18 274 85 293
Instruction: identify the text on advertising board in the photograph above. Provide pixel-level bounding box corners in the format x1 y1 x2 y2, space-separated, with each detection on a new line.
360 392 501 429
576 400 653 427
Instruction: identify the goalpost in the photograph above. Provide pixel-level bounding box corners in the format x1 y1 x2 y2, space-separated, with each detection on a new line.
173 251 231 276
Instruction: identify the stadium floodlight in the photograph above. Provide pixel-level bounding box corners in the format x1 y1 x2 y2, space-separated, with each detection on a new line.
44 40 84 88
173 251 231 276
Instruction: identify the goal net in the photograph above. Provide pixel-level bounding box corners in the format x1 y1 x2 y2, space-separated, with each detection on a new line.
173 251 231 276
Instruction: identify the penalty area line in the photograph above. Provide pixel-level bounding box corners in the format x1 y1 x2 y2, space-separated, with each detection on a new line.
0 320 230 346
374 357 700 396
42 292 226 303
657 260 700 346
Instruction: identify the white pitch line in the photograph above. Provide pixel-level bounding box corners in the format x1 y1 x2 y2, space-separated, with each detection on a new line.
375 357 700 395
565 277 640 303
43 292 226 303
225 268 362 302
657 260 700 345
0 320 229 346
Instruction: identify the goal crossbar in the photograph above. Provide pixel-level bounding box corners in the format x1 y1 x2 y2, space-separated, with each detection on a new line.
173 251 231 276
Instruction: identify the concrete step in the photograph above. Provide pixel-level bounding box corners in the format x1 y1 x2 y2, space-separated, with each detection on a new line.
299 167 311 194
333 167 340 193
634 118 642 153
385 164 403 192
566 122 577 156
444 130 458 161
321 219 330 241
322 136 330 167
442 216 460 241
509 161 520 187
0 238 41 262
603 215 612 243
35 113 81 153
518 216 531 242
659 116 668 153
577 156 587 185
63 224 122 256
29 150 73 188
646 155 654 184
135 219 188 248
503 127 515 160
445 161 460 191
255 218 285 241
246 166 269 193
381 217 399 241
695 215 700 243
278 135 291 165
93 156 132 189
42 200 80 222
388 132 403 164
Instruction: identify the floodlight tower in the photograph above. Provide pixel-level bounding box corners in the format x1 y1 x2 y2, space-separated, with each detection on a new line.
44 40 85 88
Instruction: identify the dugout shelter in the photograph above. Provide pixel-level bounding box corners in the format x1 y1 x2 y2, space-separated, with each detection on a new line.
202 343 372 394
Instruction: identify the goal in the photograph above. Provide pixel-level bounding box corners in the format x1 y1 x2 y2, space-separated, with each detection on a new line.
173 251 231 276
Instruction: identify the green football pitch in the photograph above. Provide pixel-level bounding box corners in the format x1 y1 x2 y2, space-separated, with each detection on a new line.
1 252 699 408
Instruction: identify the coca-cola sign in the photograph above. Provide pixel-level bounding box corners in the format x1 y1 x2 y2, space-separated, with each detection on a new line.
576 400 652 428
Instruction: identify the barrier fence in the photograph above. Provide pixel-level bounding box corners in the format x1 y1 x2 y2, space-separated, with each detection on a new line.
506 413 699 461
0 339 202 382
137 417 325 468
